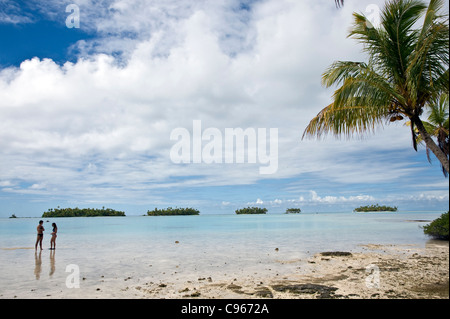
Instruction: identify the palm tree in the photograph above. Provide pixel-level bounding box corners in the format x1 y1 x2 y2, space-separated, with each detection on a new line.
407 93 449 176
303 0 449 175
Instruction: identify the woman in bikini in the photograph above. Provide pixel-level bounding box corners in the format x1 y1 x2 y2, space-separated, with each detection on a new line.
35 220 45 251
50 223 58 250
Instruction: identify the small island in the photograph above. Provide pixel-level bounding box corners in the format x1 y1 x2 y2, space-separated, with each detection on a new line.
285 208 301 214
235 207 267 215
147 207 200 216
42 207 126 217
353 204 398 212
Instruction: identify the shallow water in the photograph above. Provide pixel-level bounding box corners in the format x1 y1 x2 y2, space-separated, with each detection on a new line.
0 212 443 298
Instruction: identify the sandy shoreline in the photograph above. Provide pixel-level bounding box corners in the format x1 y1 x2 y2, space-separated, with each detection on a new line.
2 241 448 299
132 241 449 299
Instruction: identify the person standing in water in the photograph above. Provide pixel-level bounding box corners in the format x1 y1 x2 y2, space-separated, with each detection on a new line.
50 223 57 250
35 220 45 250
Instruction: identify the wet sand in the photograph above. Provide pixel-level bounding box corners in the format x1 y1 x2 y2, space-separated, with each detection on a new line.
133 241 449 299
2 241 448 299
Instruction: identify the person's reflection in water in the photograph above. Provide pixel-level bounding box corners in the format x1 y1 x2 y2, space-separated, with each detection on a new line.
49 249 56 277
34 250 42 280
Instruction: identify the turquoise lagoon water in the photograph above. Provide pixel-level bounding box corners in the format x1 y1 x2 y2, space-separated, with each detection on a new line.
0 211 444 297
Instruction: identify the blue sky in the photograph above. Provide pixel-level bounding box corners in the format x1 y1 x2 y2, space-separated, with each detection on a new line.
0 19 90 67
0 0 448 217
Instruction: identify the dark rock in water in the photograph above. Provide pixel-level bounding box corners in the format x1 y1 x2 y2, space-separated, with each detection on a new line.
271 284 338 299
320 251 352 257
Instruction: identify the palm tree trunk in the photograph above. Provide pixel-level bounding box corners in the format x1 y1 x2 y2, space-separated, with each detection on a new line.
413 117 450 174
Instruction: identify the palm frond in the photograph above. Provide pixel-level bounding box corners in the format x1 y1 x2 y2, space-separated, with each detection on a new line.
304 60 407 140
303 99 389 140
406 9 449 105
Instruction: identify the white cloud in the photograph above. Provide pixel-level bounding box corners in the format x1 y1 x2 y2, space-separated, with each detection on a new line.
307 191 375 204
413 192 449 202
0 180 14 187
246 191 376 207
0 0 34 24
